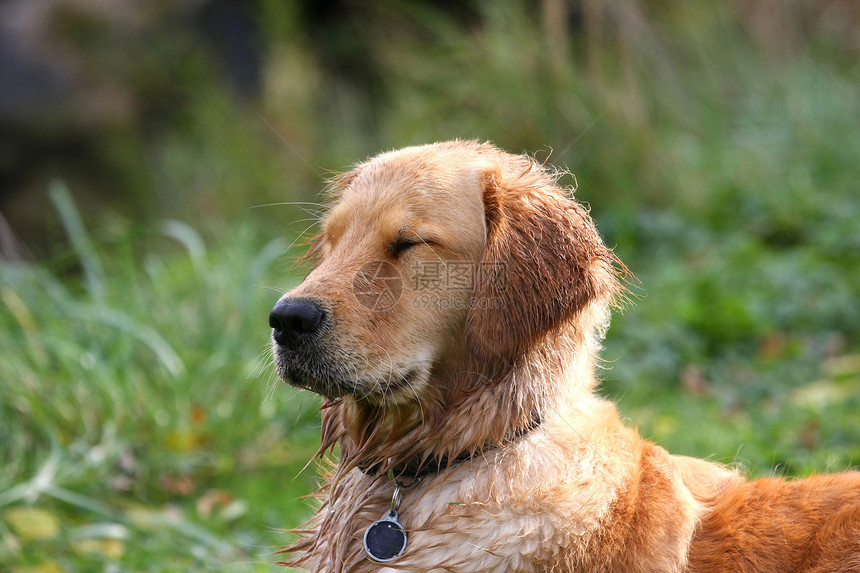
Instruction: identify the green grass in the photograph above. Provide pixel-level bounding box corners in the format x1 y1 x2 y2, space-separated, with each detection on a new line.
2 1 859 570
1 184 322 571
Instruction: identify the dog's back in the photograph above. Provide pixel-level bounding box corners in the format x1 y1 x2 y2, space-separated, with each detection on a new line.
688 472 860 572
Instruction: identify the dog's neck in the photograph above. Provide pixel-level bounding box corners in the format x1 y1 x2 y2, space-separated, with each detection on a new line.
354 412 542 479
318 320 604 481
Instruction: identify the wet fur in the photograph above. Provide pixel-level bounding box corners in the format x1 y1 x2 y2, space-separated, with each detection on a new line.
271 141 860 572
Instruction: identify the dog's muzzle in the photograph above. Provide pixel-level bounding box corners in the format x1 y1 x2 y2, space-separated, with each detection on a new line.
268 297 340 394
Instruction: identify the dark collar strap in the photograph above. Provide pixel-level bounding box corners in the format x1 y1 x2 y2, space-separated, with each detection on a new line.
357 416 542 480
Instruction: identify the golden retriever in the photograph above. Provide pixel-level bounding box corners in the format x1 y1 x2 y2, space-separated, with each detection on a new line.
268 141 860 572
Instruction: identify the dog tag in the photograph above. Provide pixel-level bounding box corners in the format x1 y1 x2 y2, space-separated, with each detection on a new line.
363 510 408 562
364 482 408 562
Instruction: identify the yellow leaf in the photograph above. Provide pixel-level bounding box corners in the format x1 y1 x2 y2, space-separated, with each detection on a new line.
125 504 181 529
4 507 60 541
11 564 65 573
71 538 126 560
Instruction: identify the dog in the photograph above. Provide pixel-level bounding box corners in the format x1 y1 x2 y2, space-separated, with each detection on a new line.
268 141 860 572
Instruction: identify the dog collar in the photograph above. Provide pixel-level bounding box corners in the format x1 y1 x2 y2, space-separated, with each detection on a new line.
357 449 475 480
356 414 542 479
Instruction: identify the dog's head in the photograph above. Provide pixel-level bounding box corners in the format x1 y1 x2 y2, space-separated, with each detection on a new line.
269 141 622 412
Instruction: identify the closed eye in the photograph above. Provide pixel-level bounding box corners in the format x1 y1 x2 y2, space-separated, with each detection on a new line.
389 238 420 258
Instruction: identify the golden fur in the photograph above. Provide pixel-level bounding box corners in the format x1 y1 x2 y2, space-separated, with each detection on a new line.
269 141 860 572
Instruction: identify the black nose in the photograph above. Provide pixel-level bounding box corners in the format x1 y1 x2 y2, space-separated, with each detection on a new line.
269 299 326 347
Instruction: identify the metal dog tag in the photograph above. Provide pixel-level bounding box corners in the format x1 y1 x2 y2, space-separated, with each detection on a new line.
363 511 408 562
363 483 407 562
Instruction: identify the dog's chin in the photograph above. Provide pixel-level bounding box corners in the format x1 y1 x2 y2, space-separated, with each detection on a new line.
277 367 350 400
278 363 426 405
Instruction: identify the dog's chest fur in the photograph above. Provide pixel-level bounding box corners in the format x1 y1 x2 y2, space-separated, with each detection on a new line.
300 409 709 573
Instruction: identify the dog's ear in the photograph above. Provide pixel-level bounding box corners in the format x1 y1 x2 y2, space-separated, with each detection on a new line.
465 161 621 365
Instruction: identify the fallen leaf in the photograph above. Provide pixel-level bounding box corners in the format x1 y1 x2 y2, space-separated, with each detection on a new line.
125 504 183 529
160 473 195 496
11 563 64 573
196 489 232 519
3 507 60 541
70 538 126 560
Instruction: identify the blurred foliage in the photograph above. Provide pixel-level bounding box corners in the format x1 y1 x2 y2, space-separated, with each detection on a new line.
1 0 859 570
1 183 320 570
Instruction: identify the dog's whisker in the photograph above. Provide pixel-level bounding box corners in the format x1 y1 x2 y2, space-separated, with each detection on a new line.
287 217 324 227
284 221 322 254
413 231 448 271
248 200 327 210
398 375 426 428
298 209 326 220
253 110 323 177
370 343 399 399
260 285 288 296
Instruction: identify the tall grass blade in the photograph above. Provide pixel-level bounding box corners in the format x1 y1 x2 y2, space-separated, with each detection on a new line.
160 219 207 274
44 485 122 521
244 237 289 310
66 302 186 377
49 180 106 302
0 447 61 507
